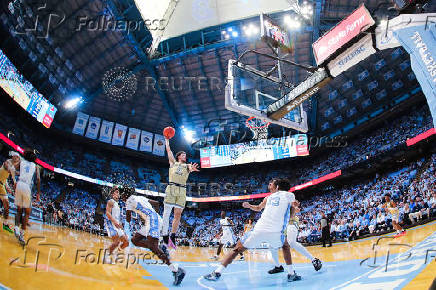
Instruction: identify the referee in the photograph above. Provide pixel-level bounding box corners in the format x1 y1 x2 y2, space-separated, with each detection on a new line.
320 212 332 247
162 137 199 249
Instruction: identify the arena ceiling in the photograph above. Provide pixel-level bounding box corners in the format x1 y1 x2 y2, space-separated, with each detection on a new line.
0 0 435 141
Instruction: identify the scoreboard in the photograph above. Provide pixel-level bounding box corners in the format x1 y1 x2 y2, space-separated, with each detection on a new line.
200 134 309 168
0 49 57 128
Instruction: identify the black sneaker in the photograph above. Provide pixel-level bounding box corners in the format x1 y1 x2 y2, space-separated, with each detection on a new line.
287 271 302 282
173 267 186 286
312 258 322 271
268 265 284 274
203 271 221 281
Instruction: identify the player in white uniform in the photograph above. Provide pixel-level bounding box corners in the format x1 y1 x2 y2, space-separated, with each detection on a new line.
105 187 128 256
268 200 322 274
204 179 301 282
14 149 40 245
124 193 186 286
212 211 244 260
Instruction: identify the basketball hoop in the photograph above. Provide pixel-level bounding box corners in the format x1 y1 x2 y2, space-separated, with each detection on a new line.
246 117 271 140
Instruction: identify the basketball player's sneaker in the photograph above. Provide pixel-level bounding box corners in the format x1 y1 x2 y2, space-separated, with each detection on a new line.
394 230 406 238
159 242 170 257
268 265 284 274
239 254 245 261
312 258 322 271
3 223 13 234
210 255 219 260
173 267 186 286
287 271 302 282
203 271 221 281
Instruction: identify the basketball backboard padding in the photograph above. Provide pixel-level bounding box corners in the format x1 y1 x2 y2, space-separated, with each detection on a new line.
225 59 309 133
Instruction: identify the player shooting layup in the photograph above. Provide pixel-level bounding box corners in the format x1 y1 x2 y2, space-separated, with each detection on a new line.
162 137 199 248
204 179 301 282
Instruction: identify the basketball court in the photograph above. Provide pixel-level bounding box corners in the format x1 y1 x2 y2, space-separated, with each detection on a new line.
1 217 435 289
1 0 436 289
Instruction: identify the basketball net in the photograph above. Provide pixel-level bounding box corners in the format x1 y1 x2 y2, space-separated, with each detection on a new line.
246 117 271 140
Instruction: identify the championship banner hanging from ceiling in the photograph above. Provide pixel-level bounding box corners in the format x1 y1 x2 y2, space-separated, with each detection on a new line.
126 127 141 150
85 116 101 139
112 123 128 146
72 112 89 135
99 120 114 143
152 134 165 156
394 23 436 128
139 130 153 152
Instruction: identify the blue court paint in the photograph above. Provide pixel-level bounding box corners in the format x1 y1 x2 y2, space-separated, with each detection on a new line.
140 228 436 289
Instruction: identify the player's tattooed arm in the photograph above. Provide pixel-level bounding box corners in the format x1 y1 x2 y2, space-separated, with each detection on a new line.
242 197 267 212
165 139 176 166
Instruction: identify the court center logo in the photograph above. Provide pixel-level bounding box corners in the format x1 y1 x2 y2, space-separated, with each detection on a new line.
9 236 65 272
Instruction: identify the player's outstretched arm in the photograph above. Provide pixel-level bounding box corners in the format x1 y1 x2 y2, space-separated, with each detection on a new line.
165 138 176 166
188 163 200 172
242 197 267 212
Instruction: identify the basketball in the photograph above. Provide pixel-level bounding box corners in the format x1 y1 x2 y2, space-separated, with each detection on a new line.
163 126 175 139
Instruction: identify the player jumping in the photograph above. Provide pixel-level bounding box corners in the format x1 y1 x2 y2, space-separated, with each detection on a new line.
124 192 186 286
104 187 129 258
382 194 406 237
268 200 322 274
0 151 20 233
204 179 301 282
162 137 199 249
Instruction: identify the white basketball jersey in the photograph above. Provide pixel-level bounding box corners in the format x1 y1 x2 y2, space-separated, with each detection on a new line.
109 199 120 222
18 159 36 185
254 191 295 233
126 195 156 219
220 218 233 236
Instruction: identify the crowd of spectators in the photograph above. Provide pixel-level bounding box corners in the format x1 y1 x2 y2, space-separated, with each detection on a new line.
177 153 436 246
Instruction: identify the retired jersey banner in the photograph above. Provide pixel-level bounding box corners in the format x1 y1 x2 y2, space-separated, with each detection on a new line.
85 116 101 139
99 120 114 143
139 131 153 152
112 123 127 146
126 128 141 150
152 134 165 156
394 24 436 128
72 112 89 135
